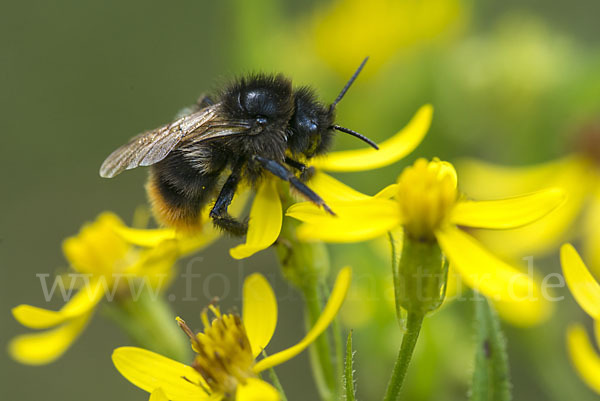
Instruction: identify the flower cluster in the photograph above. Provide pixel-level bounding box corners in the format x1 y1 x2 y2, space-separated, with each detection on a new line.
10 213 180 365
288 158 564 310
7 0 600 399
112 268 351 401
9 61 599 401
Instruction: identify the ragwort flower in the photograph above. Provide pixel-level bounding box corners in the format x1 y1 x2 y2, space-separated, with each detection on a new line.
117 105 433 261
112 267 352 401
9 212 180 365
561 244 600 394
287 158 565 306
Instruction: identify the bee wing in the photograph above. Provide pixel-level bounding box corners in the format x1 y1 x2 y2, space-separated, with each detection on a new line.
100 104 249 178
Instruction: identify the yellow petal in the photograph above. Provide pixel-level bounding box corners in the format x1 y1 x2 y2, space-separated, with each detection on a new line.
112 347 213 401
306 172 371 202
12 279 105 329
126 240 178 277
113 225 178 248
62 212 129 275
236 378 280 401
253 266 351 372
311 104 433 172
492 292 553 327
435 226 535 301
243 274 278 358
8 311 92 365
374 183 401 199
304 172 398 202
451 188 565 229
113 190 254 257
458 156 592 257
114 223 221 258
457 156 583 198
561 244 600 319
567 324 600 395
583 189 600 280
287 199 401 243
230 180 282 259
149 388 169 401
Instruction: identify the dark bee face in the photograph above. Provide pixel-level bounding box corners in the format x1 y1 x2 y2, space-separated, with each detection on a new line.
222 74 295 136
288 87 334 158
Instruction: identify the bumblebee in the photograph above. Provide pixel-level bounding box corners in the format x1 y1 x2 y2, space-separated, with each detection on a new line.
100 58 377 236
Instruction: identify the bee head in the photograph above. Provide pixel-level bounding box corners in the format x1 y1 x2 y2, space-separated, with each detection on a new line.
288 87 335 157
222 74 295 136
289 57 378 159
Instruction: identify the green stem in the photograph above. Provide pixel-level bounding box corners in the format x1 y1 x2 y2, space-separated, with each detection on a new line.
302 281 337 401
332 315 344 396
388 232 403 324
275 191 336 401
383 312 424 401
102 289 191 363
344 331 356 401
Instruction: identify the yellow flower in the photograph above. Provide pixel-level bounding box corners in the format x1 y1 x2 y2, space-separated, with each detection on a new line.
287 158 565 306
112 267 352 401
312 0 466 77
457 155 599 269
117 105 433 261
9 212 179 365
561 244 600 394
113 200 236 257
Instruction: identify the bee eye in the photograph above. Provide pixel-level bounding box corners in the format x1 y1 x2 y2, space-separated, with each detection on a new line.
296 116 318 134
255 116 268 125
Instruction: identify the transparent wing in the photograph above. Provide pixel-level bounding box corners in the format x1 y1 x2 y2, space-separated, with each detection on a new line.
99 104 249 178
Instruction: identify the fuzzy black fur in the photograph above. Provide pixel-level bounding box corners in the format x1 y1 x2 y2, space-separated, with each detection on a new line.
149 72 361 235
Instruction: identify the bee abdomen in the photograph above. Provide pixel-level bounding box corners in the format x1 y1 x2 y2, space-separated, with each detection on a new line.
147 151 223 231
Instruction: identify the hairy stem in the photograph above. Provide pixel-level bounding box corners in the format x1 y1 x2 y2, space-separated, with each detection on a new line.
383 312 424 401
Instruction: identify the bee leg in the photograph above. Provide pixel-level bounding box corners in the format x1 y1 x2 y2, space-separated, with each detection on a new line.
209 165 248 236
284 157 306 171
284 157 315 181
254 156 335 216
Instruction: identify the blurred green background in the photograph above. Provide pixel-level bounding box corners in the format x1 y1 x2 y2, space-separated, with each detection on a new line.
2 0 599 400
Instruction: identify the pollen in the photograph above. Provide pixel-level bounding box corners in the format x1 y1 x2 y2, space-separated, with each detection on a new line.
177 308 255 397
396 158 458 241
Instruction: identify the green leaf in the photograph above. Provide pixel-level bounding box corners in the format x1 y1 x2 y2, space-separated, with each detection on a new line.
470 293 512 401
344 331 356 401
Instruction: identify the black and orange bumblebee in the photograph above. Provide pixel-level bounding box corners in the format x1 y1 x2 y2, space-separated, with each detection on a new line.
100 58 377 236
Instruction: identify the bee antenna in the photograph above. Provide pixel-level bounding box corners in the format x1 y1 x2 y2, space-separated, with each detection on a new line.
332 125 379 150
329 57 369 113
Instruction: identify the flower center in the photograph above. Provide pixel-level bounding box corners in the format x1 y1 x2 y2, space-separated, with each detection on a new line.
396 158 458 241
177 306 255 396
